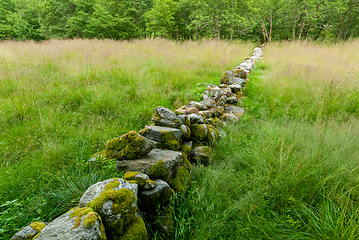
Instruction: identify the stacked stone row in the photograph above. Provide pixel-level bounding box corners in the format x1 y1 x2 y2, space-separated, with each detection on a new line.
11 47 263 240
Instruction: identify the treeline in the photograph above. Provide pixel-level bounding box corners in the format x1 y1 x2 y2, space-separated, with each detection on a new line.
1 0 359 42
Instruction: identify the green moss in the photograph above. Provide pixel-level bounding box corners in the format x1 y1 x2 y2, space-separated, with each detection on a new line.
181 152 192 171
105 131 145 160
189 124 207 141
205 124 219 146
30 222 47 239
104 178 121 191
68 207 93 229
149 160 167 180
180 125 191 138
146 179 156 186
87 188 137 237
138 127 148 136
183 116 191 126
124 172 149 188
171 166 191 192
220 72 229 84
179 144 191 157
159 130 180 150
121 216 147 240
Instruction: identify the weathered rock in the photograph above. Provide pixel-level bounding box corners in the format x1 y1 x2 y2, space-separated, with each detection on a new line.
238 61 254 72
229 84 242 93
199 110 213 118
79 178 138 208
191 146 212 165
188 101 207 111
187 113 204 124
189 124 208 141
224 105 245 116
175 106 199 115
232 78 246 86
220 70 234 85
116 149 184 182
171 165 192 192
105 131 157 160
124 172 156 190
139 179 171 210
141 125 182 142
11 222 47 240
179 141 193 157
204 86 222 100
205 124 219 146
152 106 182 128
141 125 181 151
220 113 239 122
226 94 238 104
179 124 191 138
82 180 140 240
201 95 216 108
216 95 227 106
35 208 106 240
233 68 249 79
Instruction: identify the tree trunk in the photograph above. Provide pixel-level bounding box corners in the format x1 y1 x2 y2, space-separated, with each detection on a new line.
298 17 305 40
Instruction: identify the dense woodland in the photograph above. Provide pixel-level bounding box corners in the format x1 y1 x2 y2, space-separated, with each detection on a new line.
1 0 359 42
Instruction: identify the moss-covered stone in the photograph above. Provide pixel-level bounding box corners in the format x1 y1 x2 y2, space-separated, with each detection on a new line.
158 130 180 151
171 166 191 192
179 144 191 158
69 207 93 229
120 216 147 240
124 172 156 190
189 124 207 141
105 131 146 160
220 72 229 84
149 160 167 180
181 152 192 171
205 124 219 146
86 188 137 237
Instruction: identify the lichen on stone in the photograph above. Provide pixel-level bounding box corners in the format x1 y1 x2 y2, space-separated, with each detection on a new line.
179 144 191 158
158 130 180 151
30 222 47 239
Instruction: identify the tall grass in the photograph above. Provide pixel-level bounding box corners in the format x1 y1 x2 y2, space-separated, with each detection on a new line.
172 41 359 239
0 39 254 239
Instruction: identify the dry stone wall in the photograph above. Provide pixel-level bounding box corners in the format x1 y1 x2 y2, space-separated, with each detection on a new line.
11 47 263 240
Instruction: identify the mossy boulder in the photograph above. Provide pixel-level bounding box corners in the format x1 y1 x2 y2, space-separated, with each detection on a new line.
179 125 191 139
120 215 147 240
189 124 208 141
205 124 219 146
179 141 192 158
139 179 171 212
11 222 47 240
35 208 106 240
105 131 157 160
141 125 181 151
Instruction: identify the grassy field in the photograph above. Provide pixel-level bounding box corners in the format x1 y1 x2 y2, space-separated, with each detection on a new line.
1 39 359 240
171 41 359 239
0 39 254 239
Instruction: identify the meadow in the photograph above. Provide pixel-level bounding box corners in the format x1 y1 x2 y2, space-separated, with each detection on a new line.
1 39 359 240
0 39 254 239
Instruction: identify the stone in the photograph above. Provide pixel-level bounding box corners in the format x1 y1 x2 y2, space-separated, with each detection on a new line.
188 101 207 111
233 68 249 79
199 110 213 118
175 106 199 115
123 172 156 190
35 208 106 240
141 125 182 142
221 113 239 122
224 105 245 116
220 70 234 85
152 106 182 128
179 141 193 157
79 178 138 208
189 124 208 141
179 124 191 138
216 95 227 106
105 131 157 160
232 78 246 86
229 84 241 93
204 86 222 100
80 179 141 240
226 94 238 104
191 146 212 165
187 113 204 124
201 95 216 108
205 124 219 146
11 222 47 240
139 179 171 210
116 149 184 182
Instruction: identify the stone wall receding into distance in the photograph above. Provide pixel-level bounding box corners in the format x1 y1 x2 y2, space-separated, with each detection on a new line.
11 47 263 240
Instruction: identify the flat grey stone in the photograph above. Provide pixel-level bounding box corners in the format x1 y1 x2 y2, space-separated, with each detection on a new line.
139 179 171 210
142 125 182 142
